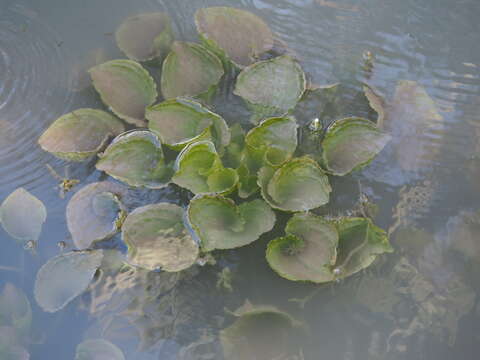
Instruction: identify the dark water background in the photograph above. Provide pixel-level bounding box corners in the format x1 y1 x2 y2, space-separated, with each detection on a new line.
1 0 480 358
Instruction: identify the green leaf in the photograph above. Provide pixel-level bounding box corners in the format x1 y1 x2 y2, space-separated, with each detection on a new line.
266 213 338 283
122 203 199 272
234 55 306 122
333 217 393 279
321 117 391 176
194 7 274 69
161 42 224 101
146 97 230 151
89 60 157 126
34 250 104 312
38 109 125 161
75 339 125 360
0 188 46 242
115 12 173 62
0 284 32 337
172 141 238 195
187 195 275 251
258 157 331 212
66 182 127 250
96 130 172 189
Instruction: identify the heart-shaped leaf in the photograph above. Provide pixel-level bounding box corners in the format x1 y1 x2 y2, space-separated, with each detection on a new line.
75 339 125 360
195 7 274 68
38 109 125 161
96 130 173 189
0 188 46 243
172 141 238 195
234 55 306 122
321 117 391 176
266 213 338 283
146 97 230 151
34 250 104 312
115 12 173 62
161 41 224 101
122 203 198 272
66 182 127 250
258 157 331 212
89 60 157 126
187 195 275 252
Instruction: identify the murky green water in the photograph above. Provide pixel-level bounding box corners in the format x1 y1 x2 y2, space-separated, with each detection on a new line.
1 0 480 358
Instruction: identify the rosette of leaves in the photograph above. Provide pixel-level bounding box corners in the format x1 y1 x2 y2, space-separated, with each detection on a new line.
96 130 173 189
258 157 331 212
161 42 224 101
321 117 391 176
234 55 306 122
194 7 274 69
121 203 199 272
115 12 173 62
66 182 127 250
220 301 301 360
0 188 46 243
187 194 275 251
34 250 103 312
172 141 238 195
38 109 125 161
266 213 338 283
146 97 230 151
236 116 298 198
75 339 125 360
89 59 157 126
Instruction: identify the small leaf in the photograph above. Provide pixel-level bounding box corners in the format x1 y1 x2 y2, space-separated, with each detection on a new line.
172 141 238 195
363 84 386 128
38 109 125 161
187 195 275 252
333 217 392 279
266 213 338 283
34 250 104 312
195 7 274 68
75 339 125 360
66 182 127 250
115 12 173 62
234 55 306 122
89 60 157 126
146 97 230 151
258 157 331 212
122 203 198 272
0 188 46 242
96 130 172 189
0 284 32 336
321 117 391 176
161 42 224 101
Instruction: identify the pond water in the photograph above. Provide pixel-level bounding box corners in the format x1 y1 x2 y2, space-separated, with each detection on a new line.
1 0 480 359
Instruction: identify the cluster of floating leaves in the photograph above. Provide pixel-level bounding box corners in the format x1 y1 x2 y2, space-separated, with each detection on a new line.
0 6 402 358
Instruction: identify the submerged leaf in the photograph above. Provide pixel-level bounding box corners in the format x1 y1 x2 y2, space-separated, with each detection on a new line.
321 117 391 176
89 60 157 126
96 130 172 189
195 7 274 68
75 339 125 360
146 98 230 150
0 327 29 360
122 203 199 272
38 109 125 161
66 182 127 250
333 217 392 279
220 302 300 360
363 85 386 128
234 55 306 122
0 284 32 336
0 188 46 242
172 141 238 195
187 195 275 251
115 12 173 62
266 213 338 283
258 157 331 212
34 250 103 312
161 41 224 101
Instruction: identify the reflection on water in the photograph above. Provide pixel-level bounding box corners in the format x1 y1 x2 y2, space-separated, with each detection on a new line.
1 0 480 359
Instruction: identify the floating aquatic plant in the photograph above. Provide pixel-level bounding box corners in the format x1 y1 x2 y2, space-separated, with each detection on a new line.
75 339 125 360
